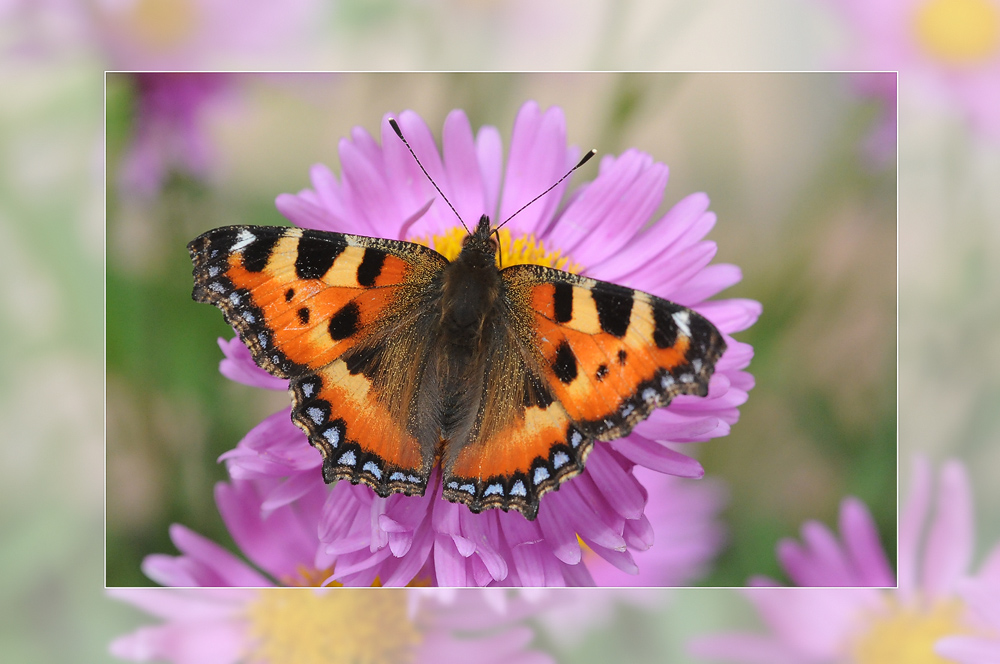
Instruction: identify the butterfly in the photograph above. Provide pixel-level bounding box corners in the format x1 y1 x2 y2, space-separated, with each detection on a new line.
188 124 726 521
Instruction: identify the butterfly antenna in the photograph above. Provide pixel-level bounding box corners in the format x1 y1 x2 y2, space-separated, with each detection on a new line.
496 149 597 230
388 118 469 233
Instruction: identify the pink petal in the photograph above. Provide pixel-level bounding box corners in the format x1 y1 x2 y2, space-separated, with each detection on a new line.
923 459 974 599
609 436 705 477
109 621 246 664
840 496 895 586
936 636 1000 664
442 109 489 227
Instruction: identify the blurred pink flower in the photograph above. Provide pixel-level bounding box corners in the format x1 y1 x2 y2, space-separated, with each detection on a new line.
90 0 323 70
825 0 1000 140
117 73 231 197
196 101 758 586
109 588 556 664
689 457 1000 663
849 72 898 168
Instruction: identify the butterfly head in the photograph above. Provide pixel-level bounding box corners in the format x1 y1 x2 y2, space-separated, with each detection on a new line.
457 214 500 269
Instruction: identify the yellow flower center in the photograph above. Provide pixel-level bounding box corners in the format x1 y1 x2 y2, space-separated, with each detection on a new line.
913 0 1000 65
114 0 199 51
851 598 973 664
246 589 422 664
413 227 582 273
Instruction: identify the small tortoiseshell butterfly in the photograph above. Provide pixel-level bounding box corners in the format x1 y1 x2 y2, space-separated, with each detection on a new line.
189 120 726 520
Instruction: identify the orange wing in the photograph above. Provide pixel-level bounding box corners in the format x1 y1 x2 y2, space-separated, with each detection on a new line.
189 225 447 496
440 265 726 520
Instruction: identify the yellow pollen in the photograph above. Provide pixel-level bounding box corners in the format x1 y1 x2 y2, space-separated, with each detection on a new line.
851 598 973 664
246 589 422 664
115 0 199 50
412 227 583 273
913 0 1000 65
279 565 341 587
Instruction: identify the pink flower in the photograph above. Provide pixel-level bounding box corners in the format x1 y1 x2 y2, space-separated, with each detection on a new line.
824 0 1000 140
689 457 1000 663
201 101 758 586
109 587 556 664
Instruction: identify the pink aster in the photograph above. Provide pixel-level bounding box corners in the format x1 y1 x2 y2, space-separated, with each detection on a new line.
108 587 556 664
208 101 758 586
689 456 1000 664
823 0 1000 140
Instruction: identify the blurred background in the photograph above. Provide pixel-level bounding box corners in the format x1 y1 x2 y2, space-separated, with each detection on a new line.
3 0 998 662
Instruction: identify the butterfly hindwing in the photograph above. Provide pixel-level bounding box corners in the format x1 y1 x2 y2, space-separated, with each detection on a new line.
189 224 448 495
440 318 593 520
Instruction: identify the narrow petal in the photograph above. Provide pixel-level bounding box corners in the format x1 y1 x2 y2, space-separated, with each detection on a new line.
609 436 705 477
923 459 974 599
839 496 895 586
476 125 503 219
442 109 489 227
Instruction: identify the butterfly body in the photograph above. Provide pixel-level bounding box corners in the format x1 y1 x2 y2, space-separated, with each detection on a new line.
190 217 725 520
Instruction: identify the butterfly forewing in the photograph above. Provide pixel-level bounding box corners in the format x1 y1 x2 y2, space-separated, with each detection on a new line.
189 224 447 496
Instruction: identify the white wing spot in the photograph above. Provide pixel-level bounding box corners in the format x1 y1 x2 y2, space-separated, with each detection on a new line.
679 373 694 383
642 388 657 402
208 281 225 293
692 358 703 373
242 311 256 324
533 467 550 485
322 426 340 446
208 266 220 277
459 483 475 495
484 483 504 496
390 472 406 481
307 407 325 425
553 451 570 469
661 374 675 388
570 431 583 448
338 450 357 466
511 480 527 497
621 403 635 417
229 292 242 305
672 310 691 338
301 382 315 398
232 229 256 252
362 461 382 479
257 332 268 347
